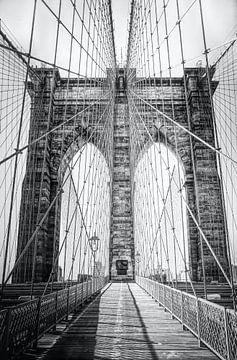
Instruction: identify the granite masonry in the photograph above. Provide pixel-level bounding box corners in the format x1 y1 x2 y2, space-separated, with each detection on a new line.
13 67 230 283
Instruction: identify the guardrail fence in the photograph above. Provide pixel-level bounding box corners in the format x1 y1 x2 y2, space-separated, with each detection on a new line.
0 277 108 359
136 276 237 360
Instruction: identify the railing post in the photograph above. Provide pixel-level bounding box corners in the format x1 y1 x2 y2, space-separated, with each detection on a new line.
196 297 201 345
154 281 157 301
81 281 84 305
158 282 161 304
171 289 174 319
164 286 167 312
2 308 11 359
74 284 77 312
54 291 58 330
224 308 231 360
181 293 188 331
196 298 205 347
85 281 88 302
80 282 83 306
87 280 90 301
33 297 41 349
77 283 81 308
66 287 70 320
181 292 185 330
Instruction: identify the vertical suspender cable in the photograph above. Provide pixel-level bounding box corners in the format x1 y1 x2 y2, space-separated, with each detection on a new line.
1 0 38 297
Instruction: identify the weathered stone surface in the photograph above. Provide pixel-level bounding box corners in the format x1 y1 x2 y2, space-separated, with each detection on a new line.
110 79 134 280
13 68 112 283
14 67 229 283
137 68 229 281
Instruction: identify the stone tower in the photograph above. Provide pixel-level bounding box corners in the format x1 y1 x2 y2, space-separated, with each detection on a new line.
13 67 230 283
110 68 134 281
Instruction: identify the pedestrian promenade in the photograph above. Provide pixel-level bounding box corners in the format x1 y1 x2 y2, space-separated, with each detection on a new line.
40 282 219 359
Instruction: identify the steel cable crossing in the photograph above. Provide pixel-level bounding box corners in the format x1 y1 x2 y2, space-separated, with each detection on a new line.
0 0 116 296
0 1 237 359
126 0 237 304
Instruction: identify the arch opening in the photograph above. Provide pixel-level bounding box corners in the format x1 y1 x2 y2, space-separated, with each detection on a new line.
133 142 188 284
58 143 111 283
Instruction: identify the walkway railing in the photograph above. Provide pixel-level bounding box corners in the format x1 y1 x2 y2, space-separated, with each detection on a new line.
136 276 237 360
0 277 108 359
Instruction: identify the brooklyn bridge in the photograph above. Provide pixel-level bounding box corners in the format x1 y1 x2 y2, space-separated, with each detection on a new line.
0 0 236 359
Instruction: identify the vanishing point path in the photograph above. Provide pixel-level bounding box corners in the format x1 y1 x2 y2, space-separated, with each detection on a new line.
34 283 219 360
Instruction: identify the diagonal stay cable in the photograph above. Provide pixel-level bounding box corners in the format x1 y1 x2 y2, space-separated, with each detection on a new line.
42 100 114 294
129 89 237 165
3 95 114 285
128 92 231 286
0 89 112 166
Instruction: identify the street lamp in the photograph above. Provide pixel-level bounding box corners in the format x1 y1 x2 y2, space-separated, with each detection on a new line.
135 251 141 276
89 233 100 278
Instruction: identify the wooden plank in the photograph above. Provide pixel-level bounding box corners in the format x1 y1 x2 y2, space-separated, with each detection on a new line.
21 283 220 359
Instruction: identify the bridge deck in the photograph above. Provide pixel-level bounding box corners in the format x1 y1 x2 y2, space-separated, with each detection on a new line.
39 283 218 360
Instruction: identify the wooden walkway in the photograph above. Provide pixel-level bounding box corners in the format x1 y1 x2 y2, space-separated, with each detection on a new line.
38 283 219 360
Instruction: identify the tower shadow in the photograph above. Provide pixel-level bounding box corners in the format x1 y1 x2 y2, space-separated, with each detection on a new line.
41 289 106 360
127 283 160 360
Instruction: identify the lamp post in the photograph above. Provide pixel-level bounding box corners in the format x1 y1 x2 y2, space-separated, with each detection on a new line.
135 251 141 277
89 233 100 279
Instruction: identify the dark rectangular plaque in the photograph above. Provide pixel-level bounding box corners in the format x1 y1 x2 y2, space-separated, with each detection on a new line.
116 260 128 275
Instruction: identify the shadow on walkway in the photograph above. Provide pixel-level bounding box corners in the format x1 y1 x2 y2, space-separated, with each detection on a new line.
42 291 105 360
127 283 160 360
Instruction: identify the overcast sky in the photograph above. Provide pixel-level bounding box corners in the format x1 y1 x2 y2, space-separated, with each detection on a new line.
0 0 236 71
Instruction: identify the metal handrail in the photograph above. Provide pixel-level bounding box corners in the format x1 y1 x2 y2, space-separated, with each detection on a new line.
136 276 237 360
0 276 108 359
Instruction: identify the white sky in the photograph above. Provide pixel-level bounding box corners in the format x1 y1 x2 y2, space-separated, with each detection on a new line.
0 0 236 70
